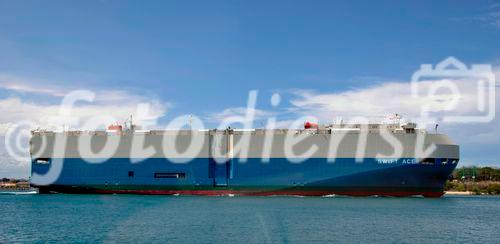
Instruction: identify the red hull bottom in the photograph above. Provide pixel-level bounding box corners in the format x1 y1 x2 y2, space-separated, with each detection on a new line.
92 189 444 198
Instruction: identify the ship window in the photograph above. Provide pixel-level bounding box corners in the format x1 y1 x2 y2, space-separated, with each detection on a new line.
154 173 185 179
128 171 134 177
35 158 50 164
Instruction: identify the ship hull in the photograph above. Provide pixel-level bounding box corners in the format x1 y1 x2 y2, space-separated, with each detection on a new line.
32 157 457 197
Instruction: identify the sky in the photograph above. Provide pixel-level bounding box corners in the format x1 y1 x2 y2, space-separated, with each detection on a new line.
0 0 499 178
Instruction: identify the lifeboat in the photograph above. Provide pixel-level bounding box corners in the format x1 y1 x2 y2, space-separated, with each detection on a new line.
304 121 318 129
107 124 122 132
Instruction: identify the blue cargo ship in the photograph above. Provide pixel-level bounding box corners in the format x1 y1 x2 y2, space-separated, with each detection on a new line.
30 122 459 197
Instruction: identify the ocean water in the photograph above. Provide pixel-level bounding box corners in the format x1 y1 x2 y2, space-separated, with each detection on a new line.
0 195 498 243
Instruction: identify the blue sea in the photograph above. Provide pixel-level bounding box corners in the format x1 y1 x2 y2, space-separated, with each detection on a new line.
0 195 499 243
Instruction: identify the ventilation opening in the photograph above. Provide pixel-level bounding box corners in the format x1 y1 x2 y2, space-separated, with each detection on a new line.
128 171 134 177
419 158 435 165
34 158 50 164
405 128 415 133
154 173 186 179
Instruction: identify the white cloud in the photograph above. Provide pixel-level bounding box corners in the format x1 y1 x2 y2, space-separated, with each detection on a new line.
486 3 500 28
0 74 172 134
0 96 170 134
0 74 66 96
478 11 500 28
289 77 498 125
460 8 500 29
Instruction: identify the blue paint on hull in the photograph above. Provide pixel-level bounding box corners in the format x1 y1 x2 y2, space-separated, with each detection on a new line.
31 157 458 196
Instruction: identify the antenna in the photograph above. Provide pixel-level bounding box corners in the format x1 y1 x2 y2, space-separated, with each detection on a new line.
189 114 193 130
131 114 134 130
